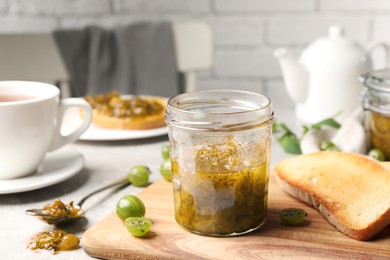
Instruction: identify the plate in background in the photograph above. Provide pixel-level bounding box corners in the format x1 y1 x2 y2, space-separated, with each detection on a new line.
62 97 168 141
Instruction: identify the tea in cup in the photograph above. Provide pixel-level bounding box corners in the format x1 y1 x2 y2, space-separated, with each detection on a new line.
0 81 92 179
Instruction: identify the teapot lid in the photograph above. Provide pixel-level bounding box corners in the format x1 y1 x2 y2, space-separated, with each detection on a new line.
328 25 345 39
361 69 390 93
300 25 365 65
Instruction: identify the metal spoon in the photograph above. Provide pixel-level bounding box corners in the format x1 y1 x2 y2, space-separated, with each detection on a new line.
25 176 129 226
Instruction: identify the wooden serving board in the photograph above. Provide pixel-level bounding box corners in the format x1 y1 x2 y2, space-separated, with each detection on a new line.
82 175 390 259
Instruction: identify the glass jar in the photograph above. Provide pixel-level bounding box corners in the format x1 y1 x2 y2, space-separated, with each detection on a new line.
361 69 390 159
165 90 274 237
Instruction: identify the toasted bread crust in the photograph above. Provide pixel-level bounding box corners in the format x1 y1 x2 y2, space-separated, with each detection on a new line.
91 97 167 130
273 151 390 241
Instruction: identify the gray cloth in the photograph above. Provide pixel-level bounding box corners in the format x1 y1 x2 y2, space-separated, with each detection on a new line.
53 22 180 97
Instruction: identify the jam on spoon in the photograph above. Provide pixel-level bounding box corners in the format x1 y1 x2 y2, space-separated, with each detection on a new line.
25 177 129 226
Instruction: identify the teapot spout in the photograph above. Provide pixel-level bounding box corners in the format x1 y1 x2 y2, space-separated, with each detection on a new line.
274 48 309 104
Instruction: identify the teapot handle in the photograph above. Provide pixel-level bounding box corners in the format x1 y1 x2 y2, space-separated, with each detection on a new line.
367 43 390 68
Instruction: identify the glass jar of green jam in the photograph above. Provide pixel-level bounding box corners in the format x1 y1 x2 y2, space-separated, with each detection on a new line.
165 90 274 236
361 69 390 159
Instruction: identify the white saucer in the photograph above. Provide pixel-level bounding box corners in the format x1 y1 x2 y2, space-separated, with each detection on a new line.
0 146 84 194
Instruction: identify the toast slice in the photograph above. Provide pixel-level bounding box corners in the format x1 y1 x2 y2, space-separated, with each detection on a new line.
273 151 390 241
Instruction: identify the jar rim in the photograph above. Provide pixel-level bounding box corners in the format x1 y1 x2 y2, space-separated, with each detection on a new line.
361 68 390 93
166 90 273 131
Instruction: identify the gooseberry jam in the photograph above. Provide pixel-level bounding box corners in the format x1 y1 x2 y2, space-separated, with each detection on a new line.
361 69 390 159
166 90 273 236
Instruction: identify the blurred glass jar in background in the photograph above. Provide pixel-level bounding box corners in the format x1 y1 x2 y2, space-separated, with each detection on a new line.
165 90 274 236
361 69 390 159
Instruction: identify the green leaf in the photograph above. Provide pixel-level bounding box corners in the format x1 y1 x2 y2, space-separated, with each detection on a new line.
278 133 302 154
272 122 294 135
274 116 341 155
272 122 280 133
302 125 310 135
311 118 341 130
278 123 295 136
319 140 340 151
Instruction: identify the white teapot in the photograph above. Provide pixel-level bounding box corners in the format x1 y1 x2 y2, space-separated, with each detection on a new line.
274 25 388 123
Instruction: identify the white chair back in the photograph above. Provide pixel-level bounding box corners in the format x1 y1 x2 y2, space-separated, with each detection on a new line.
172 21 214 92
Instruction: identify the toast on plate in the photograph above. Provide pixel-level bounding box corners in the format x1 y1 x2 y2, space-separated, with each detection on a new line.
273 151 390 241
83 91 167 130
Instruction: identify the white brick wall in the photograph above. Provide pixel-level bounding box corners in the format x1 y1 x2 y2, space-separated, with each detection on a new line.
319 0 390 11
1 0 390 109
0 16 57 32
264 79 294 122
8 0 111 15
215 49 280 77
268 15 370 45
197 77 264 93
372 17 390 43
214 0 314 12
0 0 6 12
113 0 210 13
207 16 264 46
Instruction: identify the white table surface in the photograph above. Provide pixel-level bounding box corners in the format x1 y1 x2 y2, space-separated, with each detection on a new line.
0 101 296 260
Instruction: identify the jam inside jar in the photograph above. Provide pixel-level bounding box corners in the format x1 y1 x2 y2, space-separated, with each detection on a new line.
361 69 390 159
165 90 274 236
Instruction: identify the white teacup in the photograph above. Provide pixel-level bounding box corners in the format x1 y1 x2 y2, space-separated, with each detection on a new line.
0 81 92 179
